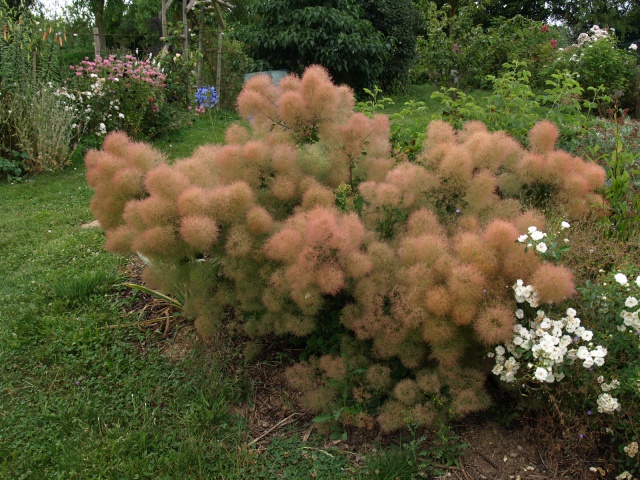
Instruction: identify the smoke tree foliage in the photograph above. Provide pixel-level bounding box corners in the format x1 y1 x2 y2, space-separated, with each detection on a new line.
86 66 606 432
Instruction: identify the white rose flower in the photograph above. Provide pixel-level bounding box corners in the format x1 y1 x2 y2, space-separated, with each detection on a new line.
561 221 570 229
625 296 638 308
534 367 548 381
614 273 628 286
623 441 638 457
530 231 545 241
536 242 548 253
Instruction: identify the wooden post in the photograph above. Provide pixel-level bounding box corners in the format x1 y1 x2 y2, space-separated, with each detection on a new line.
214 2 225 110
182 0 189 54
197 9 204 88
160 0 174 52
93 27 100 58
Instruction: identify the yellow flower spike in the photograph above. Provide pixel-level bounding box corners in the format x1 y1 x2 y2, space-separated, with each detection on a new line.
42 31 47 41
58 36 62 47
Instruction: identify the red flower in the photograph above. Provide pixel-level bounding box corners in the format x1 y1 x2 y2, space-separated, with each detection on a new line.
550 38 558 49
541 25 549 33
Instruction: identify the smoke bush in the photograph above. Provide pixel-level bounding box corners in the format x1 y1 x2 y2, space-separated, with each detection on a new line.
86 65 606 432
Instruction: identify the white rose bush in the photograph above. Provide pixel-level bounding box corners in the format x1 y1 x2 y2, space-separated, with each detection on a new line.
490 224 639 476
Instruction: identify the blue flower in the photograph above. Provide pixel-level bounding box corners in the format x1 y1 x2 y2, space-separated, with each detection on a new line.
194 86 219 109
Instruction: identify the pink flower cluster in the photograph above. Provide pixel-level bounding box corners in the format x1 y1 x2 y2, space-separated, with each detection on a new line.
69 55 166 88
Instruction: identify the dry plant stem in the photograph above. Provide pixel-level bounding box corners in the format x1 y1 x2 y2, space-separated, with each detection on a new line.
247 412 302 446
546 389 568 435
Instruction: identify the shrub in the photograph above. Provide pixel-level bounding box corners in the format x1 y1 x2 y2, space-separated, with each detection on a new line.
429 63 611 153
357 0 421 91
577 269 640 477
86 65 605 432
3 82 77 174
64 54 169 140
410 5 564 90
0 4 65 88
543 26 637 112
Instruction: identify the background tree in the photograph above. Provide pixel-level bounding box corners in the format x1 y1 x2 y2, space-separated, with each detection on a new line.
234 0 390 91
550 0 640 42
358 0 422 90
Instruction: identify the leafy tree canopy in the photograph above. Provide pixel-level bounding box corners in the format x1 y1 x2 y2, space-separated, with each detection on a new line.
550 0 640 42
234 0 390 91
358 0 422 90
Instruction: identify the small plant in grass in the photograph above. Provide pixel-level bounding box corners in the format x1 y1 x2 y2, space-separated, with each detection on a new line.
355 85 394 117
52 269 123 305
86 65 606 436
402 410 468 476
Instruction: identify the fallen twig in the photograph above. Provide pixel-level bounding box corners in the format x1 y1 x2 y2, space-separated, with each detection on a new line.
248 413 302 446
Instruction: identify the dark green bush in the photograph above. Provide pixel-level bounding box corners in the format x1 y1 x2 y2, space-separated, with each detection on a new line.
357 0 421 91
234 0 389 91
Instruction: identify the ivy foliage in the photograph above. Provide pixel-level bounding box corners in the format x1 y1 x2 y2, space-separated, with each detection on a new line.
234 0 390 91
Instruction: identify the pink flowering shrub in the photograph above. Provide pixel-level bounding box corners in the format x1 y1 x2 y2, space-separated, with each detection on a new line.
86 65 606 432
65 54 167 139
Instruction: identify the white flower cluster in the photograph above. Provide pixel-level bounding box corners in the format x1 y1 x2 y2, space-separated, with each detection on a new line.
518 225 547 254
630 43 638 51
597 376 620 392
513 279 540 308
613 273 640 333
575 25 611 47
624 441 639 458
594 373 621 414
596 393 620 414
517 223 569 257
490 299 607 384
